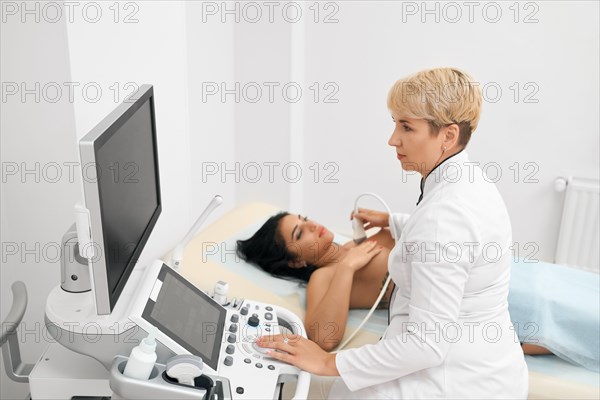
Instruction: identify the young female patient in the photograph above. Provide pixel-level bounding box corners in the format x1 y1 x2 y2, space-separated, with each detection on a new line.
237 211 552 356
236 211 394 351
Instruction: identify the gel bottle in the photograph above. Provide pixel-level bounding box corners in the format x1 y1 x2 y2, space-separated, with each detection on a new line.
123 330 158 380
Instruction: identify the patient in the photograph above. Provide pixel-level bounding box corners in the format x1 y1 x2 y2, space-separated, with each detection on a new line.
236 212 395 351
237 211 554 357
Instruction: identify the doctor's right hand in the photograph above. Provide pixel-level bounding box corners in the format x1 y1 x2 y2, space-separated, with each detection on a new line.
344 240 383 272
350 208 390 231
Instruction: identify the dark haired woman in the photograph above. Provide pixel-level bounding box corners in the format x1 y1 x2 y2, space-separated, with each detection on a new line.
237 211 395 351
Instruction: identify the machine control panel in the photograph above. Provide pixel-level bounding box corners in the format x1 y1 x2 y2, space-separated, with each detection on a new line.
130 261 308 399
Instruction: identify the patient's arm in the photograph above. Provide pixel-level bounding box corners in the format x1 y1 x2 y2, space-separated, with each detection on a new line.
303 240 383 351
521 343 552 355
304 266 354 352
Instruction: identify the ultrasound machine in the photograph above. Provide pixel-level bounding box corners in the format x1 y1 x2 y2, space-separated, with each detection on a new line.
2 85 309 399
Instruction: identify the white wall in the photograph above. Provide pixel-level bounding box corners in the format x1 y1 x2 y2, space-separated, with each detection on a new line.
1 4 79 398
233 14 294 209
210 1 599 262
296 1 600 262
65 0 193 263
186 1 236 224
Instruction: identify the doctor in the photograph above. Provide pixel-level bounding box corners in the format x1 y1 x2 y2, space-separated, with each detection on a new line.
258 67 529 398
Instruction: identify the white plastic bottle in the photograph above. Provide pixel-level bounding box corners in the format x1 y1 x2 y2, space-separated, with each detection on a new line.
123 330 158 380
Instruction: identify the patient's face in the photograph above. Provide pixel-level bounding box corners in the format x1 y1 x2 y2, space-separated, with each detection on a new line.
278 214 335 267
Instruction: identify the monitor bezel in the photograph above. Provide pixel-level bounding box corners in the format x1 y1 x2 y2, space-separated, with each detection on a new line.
79 84 161 315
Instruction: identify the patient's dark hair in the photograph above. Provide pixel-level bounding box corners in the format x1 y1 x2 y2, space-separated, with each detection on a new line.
236 211 316 283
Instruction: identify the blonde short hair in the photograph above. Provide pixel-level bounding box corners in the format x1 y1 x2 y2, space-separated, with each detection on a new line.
387 67 482 147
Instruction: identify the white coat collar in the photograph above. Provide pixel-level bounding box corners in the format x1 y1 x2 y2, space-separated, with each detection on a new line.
416 149 469 206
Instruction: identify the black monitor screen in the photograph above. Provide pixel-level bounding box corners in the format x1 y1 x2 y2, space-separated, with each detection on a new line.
142 265 226 370
94 96 161 309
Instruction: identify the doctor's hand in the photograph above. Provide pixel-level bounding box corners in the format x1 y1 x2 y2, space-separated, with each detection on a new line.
256 334 339 376
350 208 389 231
344 240 383 272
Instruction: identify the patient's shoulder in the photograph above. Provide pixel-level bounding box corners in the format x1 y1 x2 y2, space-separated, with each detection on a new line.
307 266 335 288
309 265 335 279
305 267 335 309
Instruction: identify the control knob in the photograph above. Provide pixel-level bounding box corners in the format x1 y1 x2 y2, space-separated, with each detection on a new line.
248 315 260 327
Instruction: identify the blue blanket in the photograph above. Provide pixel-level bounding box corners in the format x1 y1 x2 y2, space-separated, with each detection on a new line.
509 258 600 372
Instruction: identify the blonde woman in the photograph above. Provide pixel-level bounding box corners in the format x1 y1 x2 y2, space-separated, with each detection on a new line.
257 67 529 399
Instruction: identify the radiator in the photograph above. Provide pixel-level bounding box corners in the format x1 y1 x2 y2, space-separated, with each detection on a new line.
555 177 600 273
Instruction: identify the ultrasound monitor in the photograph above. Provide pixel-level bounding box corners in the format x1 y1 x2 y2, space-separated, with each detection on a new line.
141 264 227 371
79 84 161 315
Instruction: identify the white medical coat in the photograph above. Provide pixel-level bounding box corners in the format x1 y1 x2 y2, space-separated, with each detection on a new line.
332 151 528 399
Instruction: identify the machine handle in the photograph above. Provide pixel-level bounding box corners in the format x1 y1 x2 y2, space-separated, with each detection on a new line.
74 202 95 259
274 306 312 400
0 281 27 346
292 371 311 400
1 281 33 383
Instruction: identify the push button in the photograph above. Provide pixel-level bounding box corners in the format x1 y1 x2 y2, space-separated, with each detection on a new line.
231 314 239 323
240 307 249 316
224 356 233 366
226 345 235 354
229 324 238 333
248 315 260 327
236 387 244 394
266 306 273 311
255 363 263 368
227 334 236 343
268 365 275 370
264 312 273 321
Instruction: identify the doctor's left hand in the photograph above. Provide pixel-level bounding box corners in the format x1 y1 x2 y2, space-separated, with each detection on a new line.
256 333 340 376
